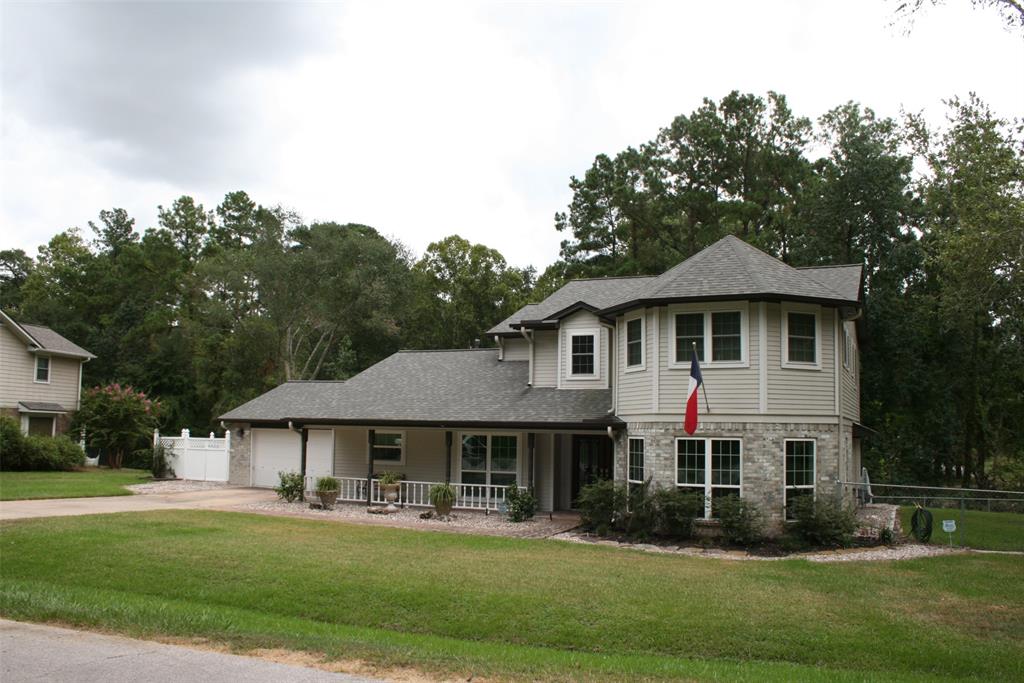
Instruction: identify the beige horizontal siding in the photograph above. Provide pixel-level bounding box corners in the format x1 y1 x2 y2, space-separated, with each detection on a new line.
559 311 608 389
502 338 529 361
616 309 653 414
0 325 82 410
840 320 861 421
766 304 836 415
533 331 557 387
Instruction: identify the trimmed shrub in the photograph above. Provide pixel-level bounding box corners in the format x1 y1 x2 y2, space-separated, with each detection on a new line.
652 487 705 538
0 416 29 470
275 471 304 503
152 444 175 478
505 486 538 522
622 481 658 539
715 496 764 546
22 435 85 471
790 495 857 547
577 480 625 535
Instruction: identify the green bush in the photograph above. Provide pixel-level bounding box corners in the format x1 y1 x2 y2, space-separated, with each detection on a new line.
652 487 705 538
377 471 401 486
428 482 456 509
715 496 764 546
505 486 538 522
0 416 29 470
577 480 624 535
22 435 85 471
151 443 175 478
275 471 305 503
315 476 339 492
622 481 658 539
73 384 160 469
790 495 857 547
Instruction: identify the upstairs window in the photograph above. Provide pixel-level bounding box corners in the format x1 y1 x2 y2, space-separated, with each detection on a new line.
674 313 704 362
783 308 819 368
625 317 644 369
711 312 742 362
570 333 596 376
34 356 50 383
672 307 747 366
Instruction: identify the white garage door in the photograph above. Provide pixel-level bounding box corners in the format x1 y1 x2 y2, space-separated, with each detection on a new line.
306 429 335 480
252 429 301 488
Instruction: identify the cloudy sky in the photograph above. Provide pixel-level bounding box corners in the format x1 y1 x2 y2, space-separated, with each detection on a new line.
2 1 1021 269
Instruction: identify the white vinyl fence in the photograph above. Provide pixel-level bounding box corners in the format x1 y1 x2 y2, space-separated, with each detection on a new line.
154 429 230 482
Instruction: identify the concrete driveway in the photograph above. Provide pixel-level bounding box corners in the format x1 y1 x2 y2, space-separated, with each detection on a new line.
0 487 275 521
0 619 384 682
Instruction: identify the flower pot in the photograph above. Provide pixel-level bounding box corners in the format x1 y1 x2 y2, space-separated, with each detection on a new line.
318 489 339 509
383 483 400 503
434 501 453 517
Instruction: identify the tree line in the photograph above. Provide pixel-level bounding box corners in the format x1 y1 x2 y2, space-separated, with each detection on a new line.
2 90 1021 489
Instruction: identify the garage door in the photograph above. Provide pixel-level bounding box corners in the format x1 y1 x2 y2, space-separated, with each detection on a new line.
252 429 301 488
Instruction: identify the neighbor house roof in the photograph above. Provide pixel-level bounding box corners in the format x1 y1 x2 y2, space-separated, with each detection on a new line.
18 401 68 413
486 276 653 335
600 236 862 315
0 310 95 359
220 349 617 429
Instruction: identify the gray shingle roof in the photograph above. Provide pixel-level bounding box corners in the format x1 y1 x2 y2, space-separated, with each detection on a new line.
796 264 863 303
18 323 95 359
601 236 861 314
220 349 617 428
486 276 653 335
18 401 67 413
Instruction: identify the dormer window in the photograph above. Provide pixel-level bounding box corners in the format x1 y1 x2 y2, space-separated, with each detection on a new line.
570 334 596 376
34 356 50 383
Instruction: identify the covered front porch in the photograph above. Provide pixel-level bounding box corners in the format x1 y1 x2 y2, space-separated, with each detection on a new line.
256 424 618 513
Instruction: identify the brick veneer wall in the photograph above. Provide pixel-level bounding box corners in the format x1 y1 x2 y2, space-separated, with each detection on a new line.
227 423 251 486
615 420 840 534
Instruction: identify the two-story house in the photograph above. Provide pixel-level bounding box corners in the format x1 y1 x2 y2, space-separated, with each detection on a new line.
220 236 865 529
1 310 96 436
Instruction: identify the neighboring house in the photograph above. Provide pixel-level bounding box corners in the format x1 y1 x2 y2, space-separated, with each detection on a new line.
0 310 96 436
220 236 866 529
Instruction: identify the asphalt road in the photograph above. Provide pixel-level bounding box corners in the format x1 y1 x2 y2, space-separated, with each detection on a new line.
0 619 386 682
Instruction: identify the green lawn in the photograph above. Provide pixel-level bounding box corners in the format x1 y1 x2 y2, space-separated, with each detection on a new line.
1 512 1021 681
900 506 1024 552
0 468 151 501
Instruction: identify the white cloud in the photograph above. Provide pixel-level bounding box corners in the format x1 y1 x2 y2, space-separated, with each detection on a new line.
2 1 1022 268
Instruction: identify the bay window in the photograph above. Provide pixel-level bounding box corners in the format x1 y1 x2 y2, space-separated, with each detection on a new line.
671 307 747 366
785 439 815 519
625 316 644 369
627 437 645 484
676 437 742 518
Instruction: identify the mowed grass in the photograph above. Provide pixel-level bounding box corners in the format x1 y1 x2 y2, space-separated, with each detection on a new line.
0 468 151 501
1 512 1022 682
899 506 1024 552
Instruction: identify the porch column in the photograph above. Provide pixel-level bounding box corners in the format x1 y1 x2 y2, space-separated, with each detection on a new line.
299 427 308 500
366 429 375 506
445 431 453 484
528 432 536 489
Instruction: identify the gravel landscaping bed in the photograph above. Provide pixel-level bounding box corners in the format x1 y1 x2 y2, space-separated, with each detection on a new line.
551 530 966 562
127 480 232 495
242 500 580 538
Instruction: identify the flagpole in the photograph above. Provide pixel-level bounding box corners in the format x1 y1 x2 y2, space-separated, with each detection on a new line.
692 341 711 414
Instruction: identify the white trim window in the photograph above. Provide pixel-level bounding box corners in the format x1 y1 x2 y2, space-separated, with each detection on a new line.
625 315 645 371
34 356 50 383
369 431 405 465
670 305 748 367
781 305 822 369
843 328 854 371
460 433 518 487
627 437 645 483
676 437 742 518
569 331 597 377
784 439 816 519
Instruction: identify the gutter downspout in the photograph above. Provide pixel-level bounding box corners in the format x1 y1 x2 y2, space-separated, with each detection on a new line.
519 328 534 386
288 421 308 498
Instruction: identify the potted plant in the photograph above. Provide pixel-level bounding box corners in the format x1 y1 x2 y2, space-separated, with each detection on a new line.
429 482 456 517
378 471 401 507
316 476 340 510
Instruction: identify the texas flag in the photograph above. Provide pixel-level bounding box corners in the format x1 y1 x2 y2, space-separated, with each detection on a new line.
684 348 703 435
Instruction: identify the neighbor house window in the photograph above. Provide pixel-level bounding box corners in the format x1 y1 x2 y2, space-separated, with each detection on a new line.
785 439 815 519
461 433 518 487
627 437 645 483
672 308 747 366
843 329 853 370
674 313 704 362
570 333 596 376
625 317 644 369
676 438 742 519
34 356 50 383
370 431 405 464
783 310 818 366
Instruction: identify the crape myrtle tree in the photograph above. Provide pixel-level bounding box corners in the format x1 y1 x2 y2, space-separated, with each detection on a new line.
74 384 161 468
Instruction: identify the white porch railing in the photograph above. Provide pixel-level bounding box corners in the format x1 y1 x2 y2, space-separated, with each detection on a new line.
304 476 519 512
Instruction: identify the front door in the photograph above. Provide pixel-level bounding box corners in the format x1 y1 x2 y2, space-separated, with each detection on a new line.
571 435 613 506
